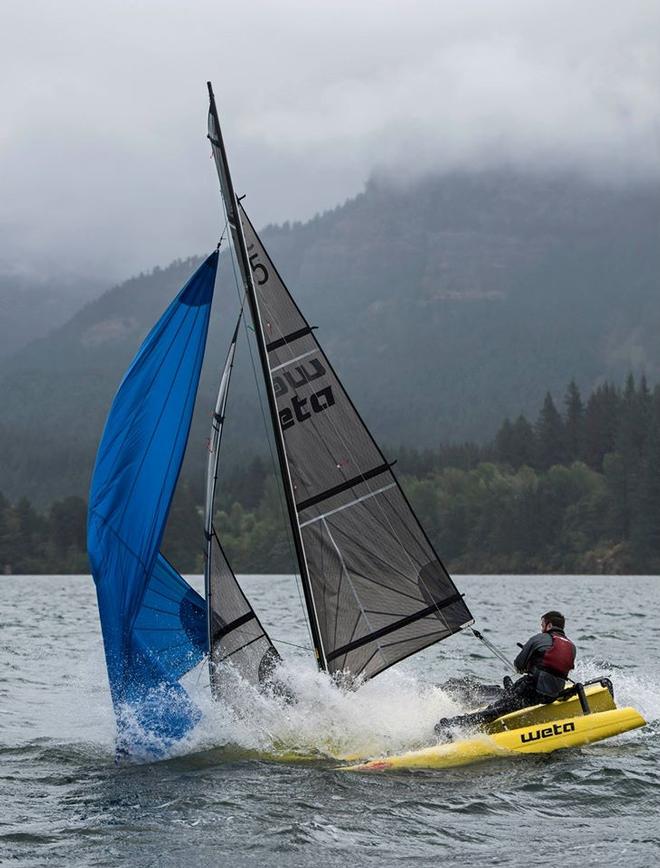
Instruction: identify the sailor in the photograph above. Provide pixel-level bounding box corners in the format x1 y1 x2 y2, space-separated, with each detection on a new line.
434 610 576 734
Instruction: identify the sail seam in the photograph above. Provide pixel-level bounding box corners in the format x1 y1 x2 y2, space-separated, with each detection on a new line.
297 463 393 513
300 483 396 527
132 305 209 624
364 618 474 681
326 593 465 662
270 349 317 373
322 518 389 670
217 633 267 661
133 603 186 618
381 627 456 648
120 299 206 556
266 326 314 352
212 611 256 642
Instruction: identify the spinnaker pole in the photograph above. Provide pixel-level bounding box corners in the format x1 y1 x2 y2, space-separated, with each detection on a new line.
206 81 327 671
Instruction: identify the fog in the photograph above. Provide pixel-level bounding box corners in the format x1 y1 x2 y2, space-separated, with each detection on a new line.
1 0 658 283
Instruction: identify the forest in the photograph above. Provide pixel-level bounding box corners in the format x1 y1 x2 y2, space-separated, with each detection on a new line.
2 170 659 508
2 374 660 576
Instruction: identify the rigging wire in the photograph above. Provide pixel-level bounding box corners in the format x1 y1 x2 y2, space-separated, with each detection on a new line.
271 637 313 652
470 627 516 671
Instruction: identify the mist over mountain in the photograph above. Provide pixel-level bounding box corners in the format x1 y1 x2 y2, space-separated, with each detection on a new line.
3 2 659 283
2 168 659 505
0 274 103 359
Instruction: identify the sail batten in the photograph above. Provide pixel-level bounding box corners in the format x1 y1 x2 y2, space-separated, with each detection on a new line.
299 484 397 528
297 464 394 512
326 595 467 661
266 326 315 351
212 611 257 642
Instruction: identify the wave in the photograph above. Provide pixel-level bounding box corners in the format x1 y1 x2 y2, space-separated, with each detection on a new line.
8 647 658 766
167 655 660 763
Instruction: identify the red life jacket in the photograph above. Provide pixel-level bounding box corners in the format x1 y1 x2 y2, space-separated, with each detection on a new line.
539 631 575 677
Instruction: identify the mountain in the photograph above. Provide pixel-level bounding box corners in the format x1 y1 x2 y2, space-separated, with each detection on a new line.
0 273 103 359
2 169 659 504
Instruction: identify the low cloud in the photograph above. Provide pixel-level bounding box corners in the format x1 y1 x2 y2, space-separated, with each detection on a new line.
1 0 658 283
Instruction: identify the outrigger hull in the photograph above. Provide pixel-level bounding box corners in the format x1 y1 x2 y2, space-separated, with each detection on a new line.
341 706 646 772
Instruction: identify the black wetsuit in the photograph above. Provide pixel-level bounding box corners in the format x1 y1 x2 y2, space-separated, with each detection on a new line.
435 628 576 732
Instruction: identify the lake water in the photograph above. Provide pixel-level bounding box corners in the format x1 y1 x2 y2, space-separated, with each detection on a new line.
1 574 659 866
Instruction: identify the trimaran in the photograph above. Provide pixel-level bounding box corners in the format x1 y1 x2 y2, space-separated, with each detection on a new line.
87 83 645 768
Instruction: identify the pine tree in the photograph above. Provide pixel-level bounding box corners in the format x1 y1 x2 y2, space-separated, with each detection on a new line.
494 418 515 466
510 415 536 468
13 497 43 572
564 380 585 463
48 496 87 558
0 492 13 573
603 452 629 540
630 388 660 569
535 393 565 470
618 375 637 538
615 374 653 539
584 383 620 471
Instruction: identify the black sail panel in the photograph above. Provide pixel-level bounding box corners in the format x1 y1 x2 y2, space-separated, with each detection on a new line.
204 321 280 695
207 532 279 690
239 205 473 679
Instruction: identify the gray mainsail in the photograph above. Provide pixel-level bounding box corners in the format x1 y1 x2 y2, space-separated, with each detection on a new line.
204 318 279 694
207 82 473 682
237 207 474 679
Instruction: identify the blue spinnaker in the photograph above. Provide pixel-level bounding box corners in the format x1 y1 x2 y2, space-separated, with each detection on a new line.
88 252 217 754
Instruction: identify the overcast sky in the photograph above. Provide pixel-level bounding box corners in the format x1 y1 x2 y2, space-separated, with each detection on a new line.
1 0 658 283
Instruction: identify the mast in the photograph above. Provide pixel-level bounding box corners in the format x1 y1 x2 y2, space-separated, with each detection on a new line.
206 81 327 670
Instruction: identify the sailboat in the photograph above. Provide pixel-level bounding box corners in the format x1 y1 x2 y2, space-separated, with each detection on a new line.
87 82 646 764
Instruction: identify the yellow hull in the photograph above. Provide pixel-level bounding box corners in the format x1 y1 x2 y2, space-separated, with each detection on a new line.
342 706 646 772
486 681 616 733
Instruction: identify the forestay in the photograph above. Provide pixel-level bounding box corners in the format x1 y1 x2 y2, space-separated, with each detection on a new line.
204 319 280 693
238 205 474 679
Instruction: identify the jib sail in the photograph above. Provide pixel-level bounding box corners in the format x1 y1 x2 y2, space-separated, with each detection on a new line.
204 318 280 693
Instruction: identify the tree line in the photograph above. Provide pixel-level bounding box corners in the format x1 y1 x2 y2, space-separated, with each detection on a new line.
3 374 660 575
0 493 88 574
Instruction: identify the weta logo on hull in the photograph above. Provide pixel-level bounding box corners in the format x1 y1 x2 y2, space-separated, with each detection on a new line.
520 721 576 743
